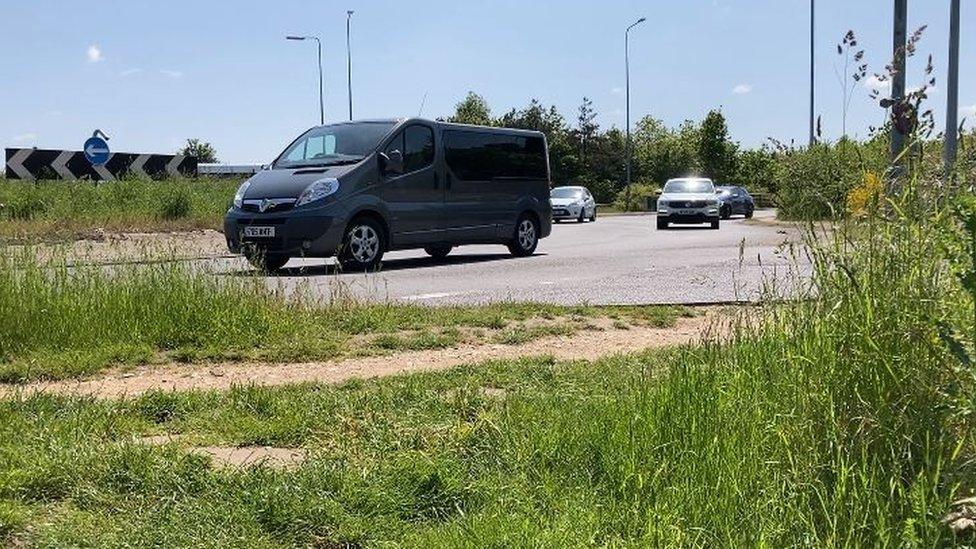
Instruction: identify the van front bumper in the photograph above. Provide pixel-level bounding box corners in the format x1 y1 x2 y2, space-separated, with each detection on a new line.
224 209 343 257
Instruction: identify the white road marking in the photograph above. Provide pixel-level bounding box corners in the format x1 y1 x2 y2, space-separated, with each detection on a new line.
402 292 457 301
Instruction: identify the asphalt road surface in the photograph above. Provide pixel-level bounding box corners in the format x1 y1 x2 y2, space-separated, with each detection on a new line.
222 210 808 306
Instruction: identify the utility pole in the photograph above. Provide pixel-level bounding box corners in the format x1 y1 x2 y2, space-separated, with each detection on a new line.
624 17 646 210
890 0 908 164
944 0 961 173
347 10 355 121
809 0 816 147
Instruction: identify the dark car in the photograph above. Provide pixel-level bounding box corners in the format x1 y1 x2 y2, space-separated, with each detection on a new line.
715 185 755 219
224 118 553 272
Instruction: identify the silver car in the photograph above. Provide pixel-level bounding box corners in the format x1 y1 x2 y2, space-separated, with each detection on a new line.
550 186 597 223
656 178 721 230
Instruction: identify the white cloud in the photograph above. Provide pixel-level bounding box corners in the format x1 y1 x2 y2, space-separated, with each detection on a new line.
159 69 183 78
732 84 753 95
119 68 142 77
962 104 976 119
87 44 104 63
610 86 624 96
864 74 890 92
12 133 38 143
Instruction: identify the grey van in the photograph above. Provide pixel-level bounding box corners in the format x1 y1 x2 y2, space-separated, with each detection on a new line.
224 118 553 271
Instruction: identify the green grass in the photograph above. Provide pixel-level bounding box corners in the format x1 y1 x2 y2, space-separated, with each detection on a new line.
0 249 684 382
1 165 974 545
0 178 240 241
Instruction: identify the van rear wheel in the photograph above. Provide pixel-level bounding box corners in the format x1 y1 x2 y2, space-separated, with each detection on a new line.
507 214 539 257
338 217 385 271
424 244 452 260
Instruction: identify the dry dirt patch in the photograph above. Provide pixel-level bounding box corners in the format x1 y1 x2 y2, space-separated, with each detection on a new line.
22 229 230 266
132 434 305 470
5 311 721 399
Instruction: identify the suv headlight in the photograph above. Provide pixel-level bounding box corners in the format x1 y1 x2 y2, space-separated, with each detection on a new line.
296 178 340 207
233 180 251 209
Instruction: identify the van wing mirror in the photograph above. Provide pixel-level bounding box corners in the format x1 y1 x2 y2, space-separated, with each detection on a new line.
379 150 405 176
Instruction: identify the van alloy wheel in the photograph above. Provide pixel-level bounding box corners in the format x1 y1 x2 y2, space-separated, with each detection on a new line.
508 215 539 257
348 224 380 263
339 217 385 270
518 219 536 249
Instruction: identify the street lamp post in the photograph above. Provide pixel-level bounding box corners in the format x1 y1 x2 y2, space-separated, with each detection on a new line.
809 0 815 147
625 17 646 210
347 11 355 121
944 0 961 173
286 35 324 125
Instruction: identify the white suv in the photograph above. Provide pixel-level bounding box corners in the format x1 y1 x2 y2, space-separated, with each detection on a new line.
656 178 721 230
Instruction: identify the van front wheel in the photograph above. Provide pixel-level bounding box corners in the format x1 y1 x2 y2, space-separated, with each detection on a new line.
338 217 385 271
507 215 539 257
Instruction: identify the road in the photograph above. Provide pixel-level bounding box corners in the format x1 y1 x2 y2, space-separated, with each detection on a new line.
214 210 808 306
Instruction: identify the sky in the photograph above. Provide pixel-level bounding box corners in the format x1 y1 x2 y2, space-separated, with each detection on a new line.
2 0 973 163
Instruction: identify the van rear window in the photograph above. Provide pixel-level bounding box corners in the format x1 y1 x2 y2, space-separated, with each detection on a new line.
444 130 547 181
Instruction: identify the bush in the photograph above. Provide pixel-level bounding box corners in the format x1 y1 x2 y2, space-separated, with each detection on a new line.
159 191 192 220
773 138 887 220
613 182 659 212
2 193 48 221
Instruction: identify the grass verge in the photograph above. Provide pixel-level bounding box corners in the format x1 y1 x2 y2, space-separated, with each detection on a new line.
0 249 685 382
0 178 239 241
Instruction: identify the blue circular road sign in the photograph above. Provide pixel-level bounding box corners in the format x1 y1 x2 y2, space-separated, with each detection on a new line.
83 136 111 166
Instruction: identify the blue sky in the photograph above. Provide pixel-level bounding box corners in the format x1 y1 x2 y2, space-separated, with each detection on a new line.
3 0 973 163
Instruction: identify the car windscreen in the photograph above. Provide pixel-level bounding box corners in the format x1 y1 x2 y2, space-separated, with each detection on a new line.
664 179 715 194
275 122 396 169
551 188 583 199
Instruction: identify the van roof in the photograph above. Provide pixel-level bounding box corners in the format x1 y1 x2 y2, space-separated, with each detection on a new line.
312 118 545 138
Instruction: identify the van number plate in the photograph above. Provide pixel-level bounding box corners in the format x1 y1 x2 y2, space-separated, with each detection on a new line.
243 226 275 238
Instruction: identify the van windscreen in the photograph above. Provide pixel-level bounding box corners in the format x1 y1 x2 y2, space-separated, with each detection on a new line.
276 122 396 168
444 130 547 181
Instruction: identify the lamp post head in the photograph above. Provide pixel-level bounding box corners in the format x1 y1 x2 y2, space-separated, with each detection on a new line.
637 17 646 23
347 10 354 16
286 35 305 41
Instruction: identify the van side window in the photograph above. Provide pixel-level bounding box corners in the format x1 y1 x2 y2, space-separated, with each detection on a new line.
444 130 547 181
404 126 434 172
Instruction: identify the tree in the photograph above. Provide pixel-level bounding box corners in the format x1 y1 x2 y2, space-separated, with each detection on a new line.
698 110 737 182
179 139 218 163
633 116 699 184
733 146 777 192
447 92 493 126
574 97 599 162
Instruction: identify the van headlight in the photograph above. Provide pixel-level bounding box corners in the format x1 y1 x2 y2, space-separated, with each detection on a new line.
296 178 340 207
233 180 251 209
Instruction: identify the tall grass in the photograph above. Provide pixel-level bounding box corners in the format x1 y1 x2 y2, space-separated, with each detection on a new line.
0 178 239 240
0 162 972 544
0 250 681 382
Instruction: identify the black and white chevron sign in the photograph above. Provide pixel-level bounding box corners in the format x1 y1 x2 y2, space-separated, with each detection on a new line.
4 148 198 181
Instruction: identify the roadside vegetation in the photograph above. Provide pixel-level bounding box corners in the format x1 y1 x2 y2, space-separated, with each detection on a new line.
0 178 238 241
0 249 684 382
1 171 974 543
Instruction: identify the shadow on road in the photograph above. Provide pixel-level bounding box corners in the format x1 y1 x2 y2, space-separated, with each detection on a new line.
229 252 544 278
